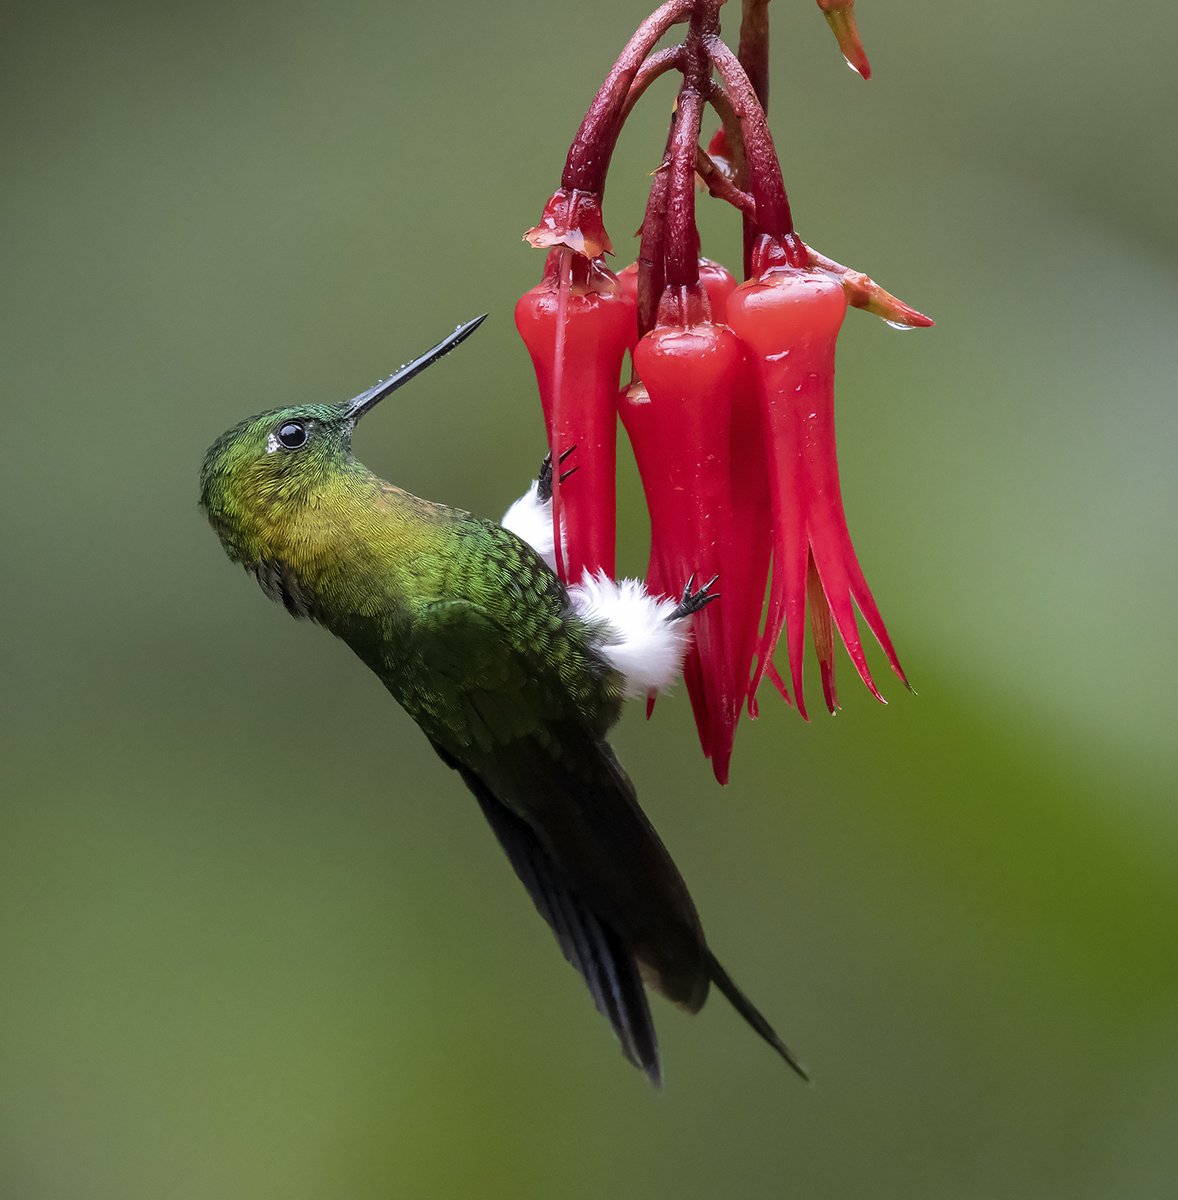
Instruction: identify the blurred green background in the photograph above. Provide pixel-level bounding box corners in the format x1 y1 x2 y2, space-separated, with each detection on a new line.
3 1 1176 1196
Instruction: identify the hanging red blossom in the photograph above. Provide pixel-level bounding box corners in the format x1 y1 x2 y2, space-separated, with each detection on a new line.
727 250 908 718
515 251 636 582
516 0 931 778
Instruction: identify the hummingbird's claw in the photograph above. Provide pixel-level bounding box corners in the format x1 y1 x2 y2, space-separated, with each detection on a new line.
537 445 578 503
667 573 720 621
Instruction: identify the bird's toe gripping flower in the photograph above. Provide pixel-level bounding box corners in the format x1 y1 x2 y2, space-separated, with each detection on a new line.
516 0 930 778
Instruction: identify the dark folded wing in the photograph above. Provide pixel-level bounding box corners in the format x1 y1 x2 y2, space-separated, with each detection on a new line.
450 759 661 1085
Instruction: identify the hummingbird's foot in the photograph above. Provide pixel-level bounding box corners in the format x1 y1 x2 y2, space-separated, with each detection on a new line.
667 573 720 622
536 446 578 504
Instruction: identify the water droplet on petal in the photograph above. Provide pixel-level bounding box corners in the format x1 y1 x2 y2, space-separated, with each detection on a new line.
885 320 915 331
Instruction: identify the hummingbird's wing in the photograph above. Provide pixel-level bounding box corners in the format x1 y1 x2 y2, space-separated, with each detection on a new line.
408 598 710 1010
440 750 660 1083
407 593 808 1080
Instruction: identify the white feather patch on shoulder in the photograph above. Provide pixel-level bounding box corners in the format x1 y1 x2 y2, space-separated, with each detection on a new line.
568 570 689 697
501 482 557 572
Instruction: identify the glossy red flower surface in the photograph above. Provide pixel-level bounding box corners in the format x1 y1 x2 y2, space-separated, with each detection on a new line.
727 261 908 718
620 295 766 781
515 249 636 583
515 0 930 777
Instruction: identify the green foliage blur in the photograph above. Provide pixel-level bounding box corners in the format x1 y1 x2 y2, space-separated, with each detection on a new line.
2 1 1175 1196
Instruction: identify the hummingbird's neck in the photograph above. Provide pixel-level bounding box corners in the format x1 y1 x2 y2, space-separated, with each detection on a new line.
255 462 456 626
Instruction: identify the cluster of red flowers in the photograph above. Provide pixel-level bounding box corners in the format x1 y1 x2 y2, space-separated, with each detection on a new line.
515 0 931 783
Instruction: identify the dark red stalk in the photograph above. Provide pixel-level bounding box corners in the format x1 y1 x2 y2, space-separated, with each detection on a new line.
664 88 706 293
562 0 693 195
707 83 748 182
695 146 755 215
634 162 671 338
662 2 718 294
705 36 806 268
619 46 684 126
737 0 771 112
736 0 771 274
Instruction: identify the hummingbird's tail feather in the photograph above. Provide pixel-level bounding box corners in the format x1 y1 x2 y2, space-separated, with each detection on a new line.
460 766 661 1085
705 950 810 1081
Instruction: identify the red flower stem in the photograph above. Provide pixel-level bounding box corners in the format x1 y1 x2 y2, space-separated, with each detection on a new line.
664 2 720 291
707 82 749 185
636 159 671 337
735 0 771 274
664 92 705 290
619 46 684 126
696 146 755 214
737 0 771 112
562 0 693 194
706 87 756 278
705 35 806 267
706 79 755 274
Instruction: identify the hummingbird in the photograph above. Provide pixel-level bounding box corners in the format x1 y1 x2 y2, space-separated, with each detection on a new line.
199 316 805 1085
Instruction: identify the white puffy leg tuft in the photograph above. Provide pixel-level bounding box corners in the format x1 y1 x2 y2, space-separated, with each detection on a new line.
568 570 690 698
502 481 559 573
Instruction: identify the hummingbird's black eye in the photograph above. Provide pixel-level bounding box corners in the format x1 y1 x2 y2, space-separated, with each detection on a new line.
277 421 308 449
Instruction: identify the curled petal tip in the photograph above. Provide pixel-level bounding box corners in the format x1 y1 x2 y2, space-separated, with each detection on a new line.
818 3 872 80
858 669 887 706
803 245 934 328
880 304 935 330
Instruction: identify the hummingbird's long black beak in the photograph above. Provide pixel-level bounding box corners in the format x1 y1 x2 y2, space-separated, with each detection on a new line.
346 314 488 421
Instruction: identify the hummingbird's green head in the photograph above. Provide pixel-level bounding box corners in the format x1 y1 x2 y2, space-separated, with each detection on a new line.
199 315 486 564
199 401 349 562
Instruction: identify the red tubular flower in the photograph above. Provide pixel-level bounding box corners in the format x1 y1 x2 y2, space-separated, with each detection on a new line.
516 0 930 777
515 249 637 582
726 257 908 719
620 289 765 782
